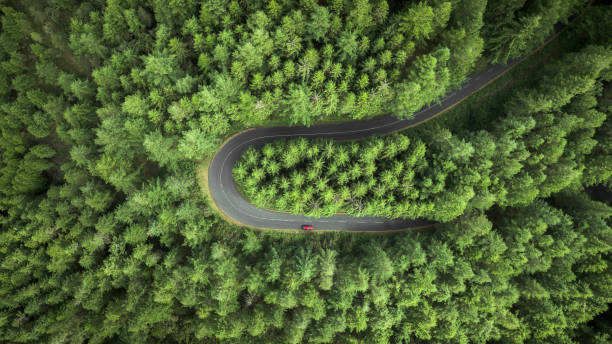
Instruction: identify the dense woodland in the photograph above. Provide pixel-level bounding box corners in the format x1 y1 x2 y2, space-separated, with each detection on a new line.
1 0 611 343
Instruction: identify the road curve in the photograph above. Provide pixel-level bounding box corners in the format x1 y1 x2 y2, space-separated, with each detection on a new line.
207 24 570 232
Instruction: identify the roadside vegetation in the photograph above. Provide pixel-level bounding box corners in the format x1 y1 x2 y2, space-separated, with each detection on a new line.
1 1 611 343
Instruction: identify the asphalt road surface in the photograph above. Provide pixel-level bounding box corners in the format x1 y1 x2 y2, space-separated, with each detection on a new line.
207 24 570 232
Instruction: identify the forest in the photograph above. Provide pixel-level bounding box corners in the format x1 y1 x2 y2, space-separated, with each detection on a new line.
0 0 611 343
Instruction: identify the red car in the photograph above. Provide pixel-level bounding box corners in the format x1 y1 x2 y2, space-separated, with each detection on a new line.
302 225 313 231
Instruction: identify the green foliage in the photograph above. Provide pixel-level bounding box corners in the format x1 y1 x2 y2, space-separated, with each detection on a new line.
483 0 587 63
178 128 220 160
0 1 610 344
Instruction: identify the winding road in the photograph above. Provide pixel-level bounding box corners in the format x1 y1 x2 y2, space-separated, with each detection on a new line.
206 23 571 232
